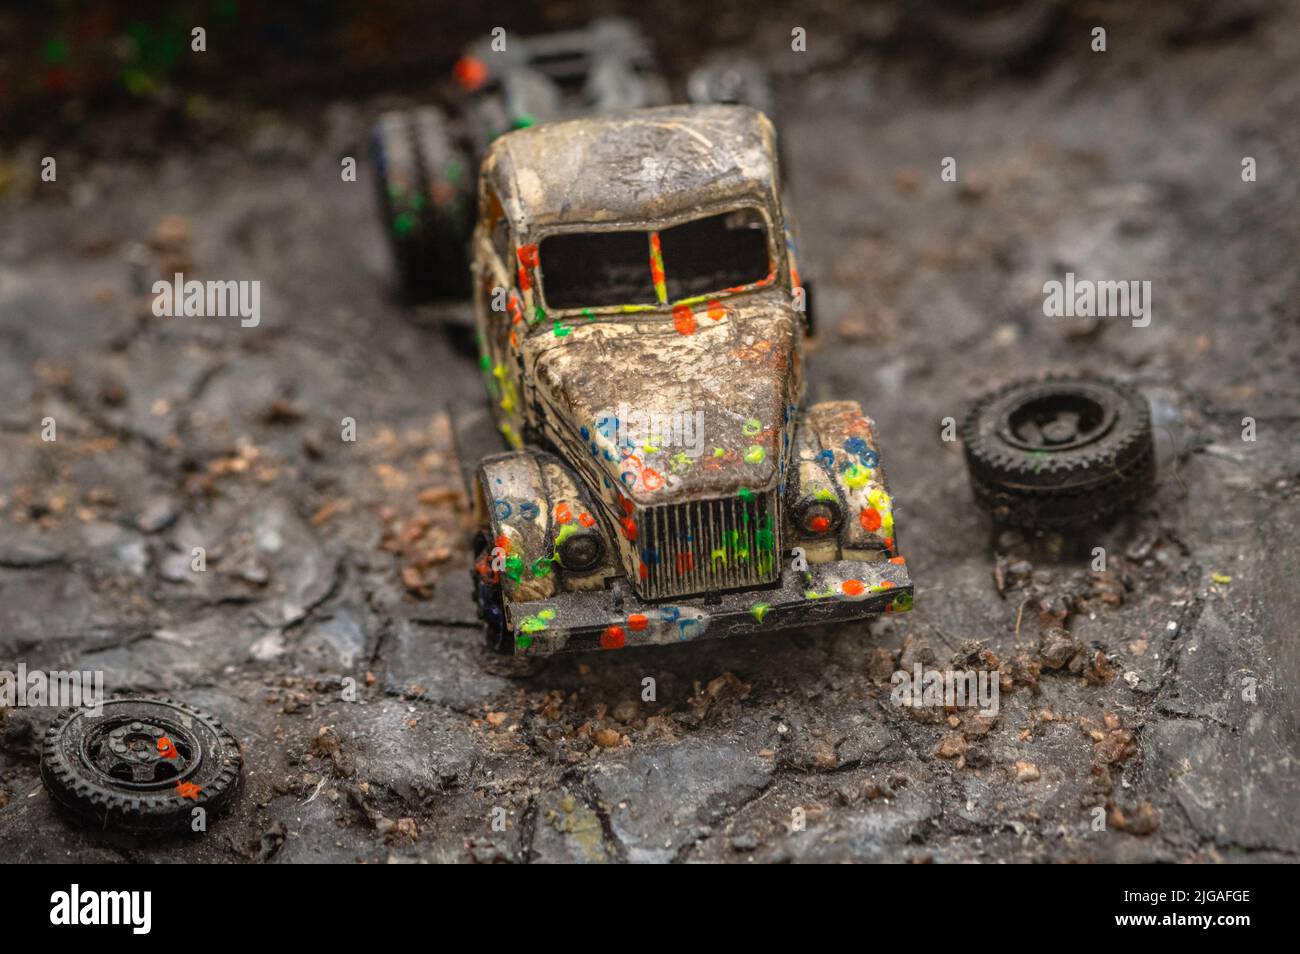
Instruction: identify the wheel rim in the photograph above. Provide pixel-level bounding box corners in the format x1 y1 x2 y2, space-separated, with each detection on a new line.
998 384 1116 453
80 714 204 791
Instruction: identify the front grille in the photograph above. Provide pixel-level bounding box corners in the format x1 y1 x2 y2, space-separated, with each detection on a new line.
636 491 781 600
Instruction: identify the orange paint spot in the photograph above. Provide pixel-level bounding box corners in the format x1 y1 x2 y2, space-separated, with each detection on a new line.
672 304 697 335
810 515 830 533
884 537 895 550
638 561 649 580
619 495 634 516
555 503 572 524
860 507 882 532
628 613 649 632
517 266 531 292
453 56 488 91
517 244 539 268
495 534 510 553
879 580 895 589
889 555 906 565
642 468 664 491
578 512 596 528
842 579 865 597
509 330 519 348
707 300 726 321
676 552 694 575
620 516 637 541
175 781 203 800
157 737 178 759
601 626 626 649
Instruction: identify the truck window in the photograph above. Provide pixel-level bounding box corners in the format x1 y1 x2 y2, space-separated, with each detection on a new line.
540 230 657 309
659 208 769 301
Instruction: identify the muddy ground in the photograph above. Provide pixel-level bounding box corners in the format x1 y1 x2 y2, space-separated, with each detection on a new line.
1 3 1297 862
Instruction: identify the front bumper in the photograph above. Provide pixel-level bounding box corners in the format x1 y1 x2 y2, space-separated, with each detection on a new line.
507 556 913 655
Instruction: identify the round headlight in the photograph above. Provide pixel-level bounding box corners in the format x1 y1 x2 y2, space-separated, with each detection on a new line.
558 531 605 572
796 498 842 536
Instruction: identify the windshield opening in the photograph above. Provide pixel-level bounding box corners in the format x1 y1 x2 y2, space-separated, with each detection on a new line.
660 208 769 300
539 230 657 309
538 207 773 314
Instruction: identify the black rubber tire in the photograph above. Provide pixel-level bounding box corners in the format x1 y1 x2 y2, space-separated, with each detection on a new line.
472 530 512 655
960 375 1155 528
41 697 242 833
371 107 473 303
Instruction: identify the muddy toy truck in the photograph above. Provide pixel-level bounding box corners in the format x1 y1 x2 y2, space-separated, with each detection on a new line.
371 18 771 302
467 104 912 655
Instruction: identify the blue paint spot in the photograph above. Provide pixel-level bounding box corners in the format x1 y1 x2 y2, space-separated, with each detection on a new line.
492 499 512 519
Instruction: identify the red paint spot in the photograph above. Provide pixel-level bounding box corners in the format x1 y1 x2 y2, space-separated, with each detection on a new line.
157 737 179 760
175 780 203 800
618 495 634 516
676 552 694 575
889 555 906 565
878 580 895 589
860 507 882 532
517 266 531 292
642 468 664 491
508 330 519 348
578 512 596 528
620 516 638 541
453 56 488 91
517 244 539 268
495 534 510 554
842 579 865 597
601 626 626 649
628 613 649 632
672 304 697 335
638 561 648 580
884 537 895 550
810 515 830 533
707 300 726 321
555 503 572 524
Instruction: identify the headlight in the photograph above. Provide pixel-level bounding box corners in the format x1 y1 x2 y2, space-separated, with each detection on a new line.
796 497 842 536
558 530 605 572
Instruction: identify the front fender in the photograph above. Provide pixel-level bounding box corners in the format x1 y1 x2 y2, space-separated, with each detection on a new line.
474 449 618 604
792 400 899 559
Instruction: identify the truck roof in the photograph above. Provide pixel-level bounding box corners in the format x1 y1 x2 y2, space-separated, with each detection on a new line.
481 104 781 240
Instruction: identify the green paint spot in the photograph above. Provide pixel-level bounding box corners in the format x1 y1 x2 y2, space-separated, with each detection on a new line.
738 487 754 502
710 547 727 567
515 633 534 650
582 309 596 321
44 37 70 65
479 353 491 371
751 603 770 623
533 304 546 324
891 592 914 613
520 614 549 634
531 557 553 577
553 320 570 337
504 554 523 582
744 445 766 464
713 447 726 458
512 114 536 129
393 212 416 236
742 418 762 437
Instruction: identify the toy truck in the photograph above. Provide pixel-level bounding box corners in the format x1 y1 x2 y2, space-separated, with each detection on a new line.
466 104 912 654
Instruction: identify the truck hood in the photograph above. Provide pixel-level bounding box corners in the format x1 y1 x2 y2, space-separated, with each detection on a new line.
528 291 802 507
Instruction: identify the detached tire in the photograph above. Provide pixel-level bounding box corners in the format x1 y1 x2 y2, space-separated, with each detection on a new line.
41 697 243 833
961 376 1155 528
371 107 473 303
